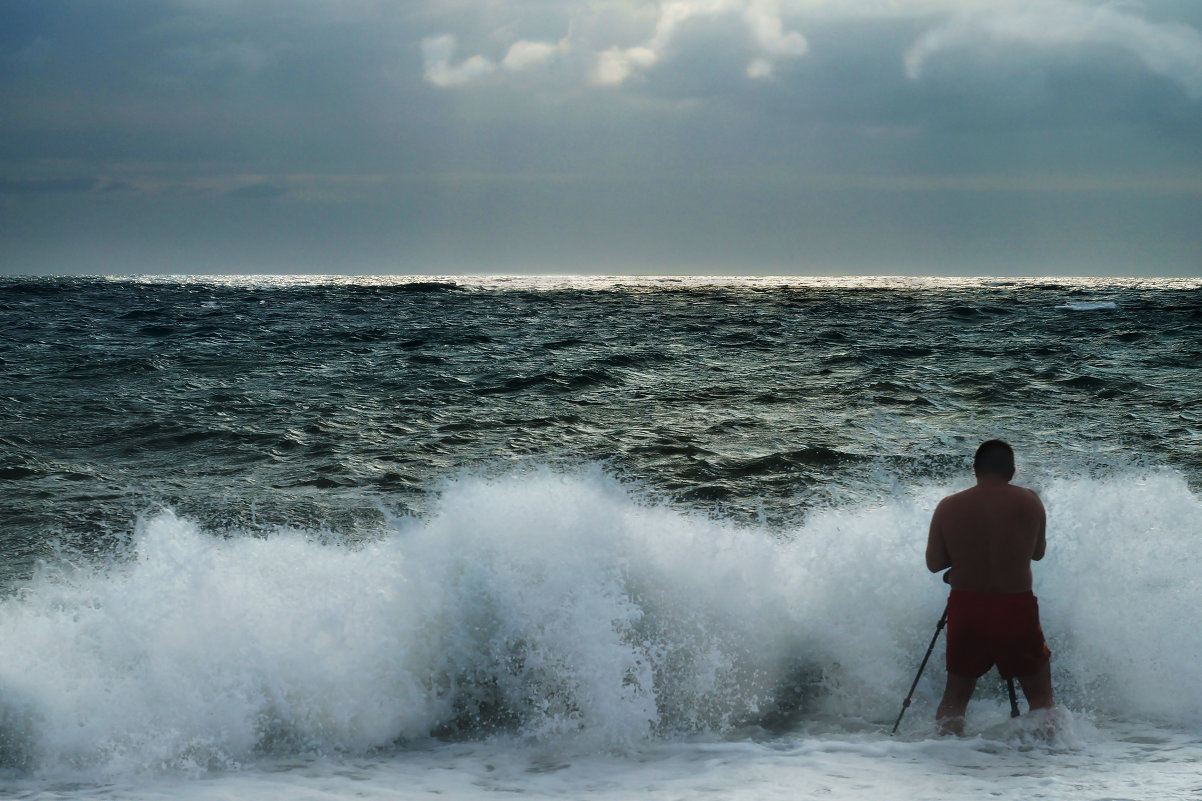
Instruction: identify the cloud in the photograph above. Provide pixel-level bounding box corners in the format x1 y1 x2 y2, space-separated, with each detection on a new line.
422 0 807 89
421 34 496 88
416 0 1202 100
501 40 563 72
227 182 287 199
904 2 1202 99
592 45 658 86
590 0 807 85
421 33 564 86
169 39 274 76
0 177 100 195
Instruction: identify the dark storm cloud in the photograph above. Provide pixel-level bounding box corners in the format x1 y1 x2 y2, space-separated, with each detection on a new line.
0 177 99 195
227 183 287 200
1 0 1200 275
0 0 433 170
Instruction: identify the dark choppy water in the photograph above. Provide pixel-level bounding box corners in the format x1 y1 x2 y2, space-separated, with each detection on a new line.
3 275 1201 576
4 275 1202 789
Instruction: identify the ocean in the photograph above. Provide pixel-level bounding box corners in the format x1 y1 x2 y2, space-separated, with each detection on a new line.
2 274 1201 799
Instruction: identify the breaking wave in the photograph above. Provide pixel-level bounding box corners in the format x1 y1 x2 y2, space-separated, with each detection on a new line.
1 468 1200 778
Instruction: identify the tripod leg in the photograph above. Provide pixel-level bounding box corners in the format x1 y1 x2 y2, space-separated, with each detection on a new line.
891 606 948 734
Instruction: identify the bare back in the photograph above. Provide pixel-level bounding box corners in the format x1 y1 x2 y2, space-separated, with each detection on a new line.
926 477 1046 593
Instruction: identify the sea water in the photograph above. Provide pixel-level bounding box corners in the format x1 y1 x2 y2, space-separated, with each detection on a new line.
2 275 1201 799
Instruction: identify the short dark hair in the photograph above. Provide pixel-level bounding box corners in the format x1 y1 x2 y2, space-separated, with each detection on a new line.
974 439 1015 479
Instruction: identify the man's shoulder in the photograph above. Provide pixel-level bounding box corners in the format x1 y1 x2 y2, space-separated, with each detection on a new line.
936 483 1042 512
1007 484 1044 504
932 488 974 523
937 486 977 507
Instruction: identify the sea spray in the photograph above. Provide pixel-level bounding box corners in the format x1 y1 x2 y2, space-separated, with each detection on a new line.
0 471 807 777
1 467 1200 779
1040 470 1202 722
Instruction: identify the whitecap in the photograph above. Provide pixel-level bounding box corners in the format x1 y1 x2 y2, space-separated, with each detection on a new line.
1057 301 1117 311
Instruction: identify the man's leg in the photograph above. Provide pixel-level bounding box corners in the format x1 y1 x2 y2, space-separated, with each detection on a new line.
1016 661 1054 711
936 672 978 735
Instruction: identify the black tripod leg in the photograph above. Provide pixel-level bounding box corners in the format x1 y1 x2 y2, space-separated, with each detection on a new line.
891 605 949 735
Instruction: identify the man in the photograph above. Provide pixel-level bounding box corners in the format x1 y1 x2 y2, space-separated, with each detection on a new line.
925 439 1053 734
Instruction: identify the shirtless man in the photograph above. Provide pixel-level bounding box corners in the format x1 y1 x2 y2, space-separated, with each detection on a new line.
925 439 1053 734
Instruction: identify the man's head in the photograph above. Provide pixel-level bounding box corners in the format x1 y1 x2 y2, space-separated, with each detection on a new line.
974 439 1015 481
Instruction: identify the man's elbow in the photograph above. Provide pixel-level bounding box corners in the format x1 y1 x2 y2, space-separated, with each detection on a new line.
926 553 950 573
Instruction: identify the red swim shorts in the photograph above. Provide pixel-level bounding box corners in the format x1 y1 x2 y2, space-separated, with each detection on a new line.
945 590 1051 680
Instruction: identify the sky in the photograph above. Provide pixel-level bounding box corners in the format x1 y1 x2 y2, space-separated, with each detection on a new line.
2 0 1201 276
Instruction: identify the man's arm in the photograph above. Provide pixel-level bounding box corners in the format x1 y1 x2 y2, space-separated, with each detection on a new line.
1030 491 1047 561
926 502 951 573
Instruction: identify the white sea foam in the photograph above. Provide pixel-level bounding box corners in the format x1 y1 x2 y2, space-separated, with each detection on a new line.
1057 301 1117 310
0 468 1199 780
1040 471 1202 721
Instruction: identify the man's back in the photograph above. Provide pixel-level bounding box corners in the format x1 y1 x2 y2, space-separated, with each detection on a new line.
926 440 1054 733
926 477 1046 593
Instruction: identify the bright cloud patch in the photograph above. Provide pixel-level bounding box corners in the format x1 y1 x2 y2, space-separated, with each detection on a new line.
419 0 1202 97
904 2 1202 99
422 35 562 86
591 45 659 86
591 0 807 85
423 0 807 89
421 35 495 88
502 40 562 73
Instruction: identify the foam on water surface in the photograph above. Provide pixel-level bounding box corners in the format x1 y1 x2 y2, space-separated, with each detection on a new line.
2 467 1201 787
5 720 1202 801
1057 301 1119 310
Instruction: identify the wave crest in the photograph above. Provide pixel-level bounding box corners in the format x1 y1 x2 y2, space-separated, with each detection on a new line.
1 468 1200 777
